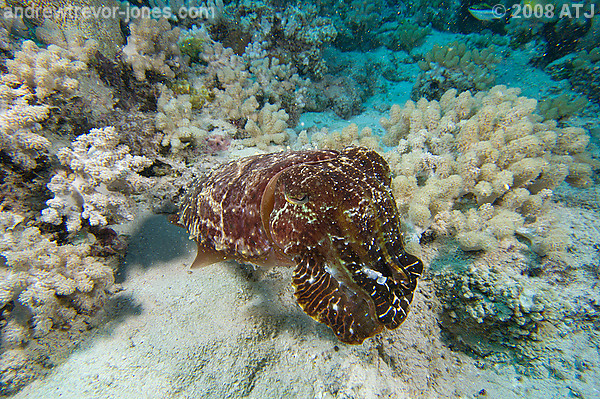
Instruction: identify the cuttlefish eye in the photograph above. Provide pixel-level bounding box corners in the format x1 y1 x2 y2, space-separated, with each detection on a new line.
284 192 309 205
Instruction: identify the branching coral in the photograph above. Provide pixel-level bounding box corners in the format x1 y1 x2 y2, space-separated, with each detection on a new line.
41 127 152 233
122 17 185 81
377 19 431 53
381 85 596 255
242 103 289 150
247 56 308 123
155 28 310 154
6 40 87 100
413 41 501 101
307 123 380 151
200 32 307 123
0 74 51 170
200 40 260 120
155 84 236 153
0 211 115 395
156 86 207 152
227 2 336 78
149 28 307 154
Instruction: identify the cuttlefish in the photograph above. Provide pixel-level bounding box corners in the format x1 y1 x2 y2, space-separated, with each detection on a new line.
178 147 423 344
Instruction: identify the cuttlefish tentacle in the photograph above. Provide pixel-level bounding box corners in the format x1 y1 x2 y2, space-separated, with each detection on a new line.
292 254 384 344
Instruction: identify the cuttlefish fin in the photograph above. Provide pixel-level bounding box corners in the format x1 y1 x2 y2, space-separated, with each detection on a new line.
191 241 231 268
249 248 295 270
168 213 186 229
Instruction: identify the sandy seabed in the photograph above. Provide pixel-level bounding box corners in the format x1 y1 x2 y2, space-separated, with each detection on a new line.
9 205 599 398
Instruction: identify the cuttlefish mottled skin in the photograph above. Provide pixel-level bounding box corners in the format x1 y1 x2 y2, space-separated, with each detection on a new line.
178 147 423 344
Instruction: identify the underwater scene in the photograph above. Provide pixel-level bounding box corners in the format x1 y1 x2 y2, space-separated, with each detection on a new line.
0 0 599 397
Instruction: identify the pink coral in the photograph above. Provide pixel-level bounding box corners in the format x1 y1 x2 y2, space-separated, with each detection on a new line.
203 133 231 153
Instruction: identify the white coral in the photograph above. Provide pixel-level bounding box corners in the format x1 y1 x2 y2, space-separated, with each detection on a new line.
6 40 86 100
0 75 51 170
123 17 184 81
243 103 289 150
0 210 114 348
154 85 236 153
383 85 595 254
41 126 153 233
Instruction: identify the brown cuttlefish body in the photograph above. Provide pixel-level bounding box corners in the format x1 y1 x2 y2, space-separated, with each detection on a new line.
178 147 423 344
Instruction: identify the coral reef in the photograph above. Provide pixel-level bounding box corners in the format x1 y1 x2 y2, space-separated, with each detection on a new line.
147 28 311 154
100 110 161 158
122 18 185 82
305 123 380 152
154 84 237 154
433 249 546 358
272 4 337 78
3 38 120 143
506 2 594 61
155 86 209 152
431 234 600 373
318 46 387 104
242 103 289 150
380 85 596 256
227 2 337 78
304 74 364 119
408 0 459 32
537 92 589 121
413 41 501 101
247 56 308 124
0 0 598 395
199 33 306 122
0 211 116 395
325 0 385 51
34 20 100 63
545 48 600 105
201 40 260 120
319 0 454 49
506 13 546 49
41 127 153 233
91 51 158 113
6 0 122 58
7 40 87 100
0 74 51 170
377 19 431 53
